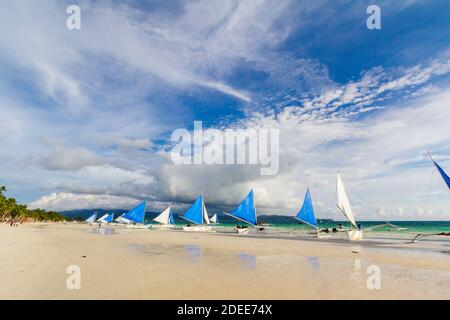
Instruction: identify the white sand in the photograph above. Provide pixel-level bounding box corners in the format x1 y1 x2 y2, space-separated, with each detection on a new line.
1 223 449 299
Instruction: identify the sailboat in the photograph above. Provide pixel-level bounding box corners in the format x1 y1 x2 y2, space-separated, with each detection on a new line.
84 212 97 224
210 214 219 224
152 206 176 229
295 188 319 236
181 195 212 232
97 213 114 224
428 151 450 190
115 201 150 229
408 152 450 243
337 173 363 241
102 213 114 224
224 190 263 234
97 213 109 223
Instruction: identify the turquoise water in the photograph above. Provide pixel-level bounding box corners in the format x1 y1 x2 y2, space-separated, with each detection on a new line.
268 221 450 234
70 210 450 235
162 221 450 234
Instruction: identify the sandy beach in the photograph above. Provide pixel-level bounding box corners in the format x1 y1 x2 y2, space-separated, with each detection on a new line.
1 223 449 300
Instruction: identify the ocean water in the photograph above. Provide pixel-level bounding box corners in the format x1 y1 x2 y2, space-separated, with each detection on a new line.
161 220 450 234
264 221 450 234
67 210 449 235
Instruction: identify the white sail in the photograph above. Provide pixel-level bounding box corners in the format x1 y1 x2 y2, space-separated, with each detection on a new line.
97 214 109 222
210 214 218 224
203 203 211 225
85 213 97 223
337 173 357 228
115 214 131 224
154 207 172 225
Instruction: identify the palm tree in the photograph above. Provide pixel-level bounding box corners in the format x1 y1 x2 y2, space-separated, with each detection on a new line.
0 186 65 222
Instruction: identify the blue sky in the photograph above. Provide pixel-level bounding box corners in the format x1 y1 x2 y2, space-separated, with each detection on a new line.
0 0 449 220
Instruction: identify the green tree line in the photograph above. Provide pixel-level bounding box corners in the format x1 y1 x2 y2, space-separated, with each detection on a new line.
0 186 65 222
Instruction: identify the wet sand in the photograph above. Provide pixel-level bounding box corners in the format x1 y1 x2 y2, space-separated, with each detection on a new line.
0 223 449 299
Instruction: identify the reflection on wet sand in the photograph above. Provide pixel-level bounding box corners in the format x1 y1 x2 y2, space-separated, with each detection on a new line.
88 227 123 235
116 235 450 299
307 256 320 271
238 253 257 270
184 244 202 262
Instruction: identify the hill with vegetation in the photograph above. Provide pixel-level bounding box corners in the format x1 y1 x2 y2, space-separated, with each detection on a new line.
0 186 65 222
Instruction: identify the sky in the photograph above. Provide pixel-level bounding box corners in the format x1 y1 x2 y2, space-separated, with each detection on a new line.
0 0 449 220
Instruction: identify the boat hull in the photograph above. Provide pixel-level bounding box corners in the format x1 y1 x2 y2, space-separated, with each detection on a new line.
125 224 152 229
346 230 363 241
182 225 213 232
235 227 250 234
152 224 176 230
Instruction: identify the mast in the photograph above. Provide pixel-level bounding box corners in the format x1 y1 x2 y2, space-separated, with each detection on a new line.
202 193 211 225
202 192 204 225
253 190 257 225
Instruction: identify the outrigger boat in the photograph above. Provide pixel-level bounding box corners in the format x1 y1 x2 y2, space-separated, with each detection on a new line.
115 201 151 229
84 212 97 224
210 214 219 224
97 213 114 224
294 188 323 237
224 190 267 234
409 152 450 243
152 206 176 229
367 219 406 231
97 213 108 223
181 194 212 232
336 173 363 241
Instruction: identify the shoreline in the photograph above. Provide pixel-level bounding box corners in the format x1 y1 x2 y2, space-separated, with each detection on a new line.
1 223 449 299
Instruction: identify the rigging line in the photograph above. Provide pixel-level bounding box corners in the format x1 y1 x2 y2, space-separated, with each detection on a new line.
423 166 435 217
341 181 371 221
344 180 398 226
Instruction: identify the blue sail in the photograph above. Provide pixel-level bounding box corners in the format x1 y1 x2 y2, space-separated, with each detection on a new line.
85 213 97 223
227 190 257 225
433 159 450 190
122 201 146 224
181 195 203 225
169 207 175 225
295 189 318 229
105 213 114 223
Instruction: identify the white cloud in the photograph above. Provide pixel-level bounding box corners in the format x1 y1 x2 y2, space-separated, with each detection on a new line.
40 146 104 171
96 135 152 151
296 54 450 119
28 192 139 211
